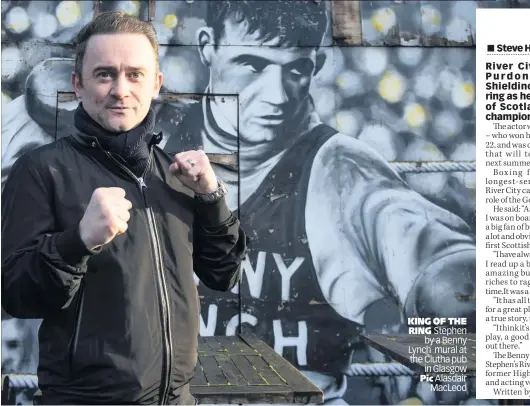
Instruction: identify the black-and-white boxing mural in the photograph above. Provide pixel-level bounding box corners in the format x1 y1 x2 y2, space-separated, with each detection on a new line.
2 1 495 404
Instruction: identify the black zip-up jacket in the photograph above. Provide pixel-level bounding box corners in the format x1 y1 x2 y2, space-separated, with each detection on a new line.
1 131 247 404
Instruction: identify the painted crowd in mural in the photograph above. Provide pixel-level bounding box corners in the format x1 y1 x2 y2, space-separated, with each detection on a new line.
0 0 520 404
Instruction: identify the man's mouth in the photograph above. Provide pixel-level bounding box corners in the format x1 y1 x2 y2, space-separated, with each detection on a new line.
108 107 131 114
255 114 285 126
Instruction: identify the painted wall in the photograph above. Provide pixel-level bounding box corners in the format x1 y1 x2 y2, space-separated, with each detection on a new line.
0 0 503 404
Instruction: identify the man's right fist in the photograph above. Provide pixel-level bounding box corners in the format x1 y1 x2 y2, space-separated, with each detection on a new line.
79 187 132 251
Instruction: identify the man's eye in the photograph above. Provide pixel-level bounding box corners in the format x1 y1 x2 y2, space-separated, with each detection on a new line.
97 72 112 79
288 62 313 77
242 62 266 73
130 72 142 79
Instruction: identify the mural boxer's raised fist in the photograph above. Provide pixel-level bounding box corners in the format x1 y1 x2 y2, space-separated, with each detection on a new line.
79 187 133 251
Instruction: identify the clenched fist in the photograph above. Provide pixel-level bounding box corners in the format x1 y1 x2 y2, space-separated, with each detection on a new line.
169 150 218 194
79 187 132 250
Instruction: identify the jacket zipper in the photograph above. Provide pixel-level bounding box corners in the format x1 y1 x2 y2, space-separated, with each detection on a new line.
68 282 85 377
103 151 173 405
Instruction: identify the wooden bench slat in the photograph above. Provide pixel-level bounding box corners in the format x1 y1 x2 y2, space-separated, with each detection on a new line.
230 355 268 386
215 356 249 387
215 335 256 355
246 355 286 386
203 336 225 352
200 356 229 386
197 336 208 352
239 333 324 403
190 359 208 386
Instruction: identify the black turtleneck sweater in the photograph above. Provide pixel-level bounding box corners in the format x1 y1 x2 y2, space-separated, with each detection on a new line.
73 104 155 178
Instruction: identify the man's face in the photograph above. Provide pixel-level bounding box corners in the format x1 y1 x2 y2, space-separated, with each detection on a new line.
201 21 317 144
72 33 162 132
1 319 23 374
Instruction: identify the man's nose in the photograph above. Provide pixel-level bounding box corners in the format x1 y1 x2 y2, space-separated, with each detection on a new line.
262 66 288 105
110 75 130 98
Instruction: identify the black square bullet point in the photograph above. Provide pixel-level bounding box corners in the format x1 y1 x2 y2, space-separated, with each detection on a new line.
488 44 494 52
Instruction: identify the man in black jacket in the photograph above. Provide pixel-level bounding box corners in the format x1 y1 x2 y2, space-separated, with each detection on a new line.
1 11 247 405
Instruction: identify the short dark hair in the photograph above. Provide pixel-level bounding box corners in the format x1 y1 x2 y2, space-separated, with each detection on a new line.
73 11 159 83
206 0 329 48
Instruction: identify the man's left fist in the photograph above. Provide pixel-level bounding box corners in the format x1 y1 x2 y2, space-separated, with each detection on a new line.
169 150 218 194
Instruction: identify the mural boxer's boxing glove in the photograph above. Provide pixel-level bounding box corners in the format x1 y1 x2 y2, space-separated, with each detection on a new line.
2 58 74 189
25 57 76 138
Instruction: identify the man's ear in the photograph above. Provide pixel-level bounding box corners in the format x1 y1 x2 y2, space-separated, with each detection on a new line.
314 50 327 76
197 26 215 67
153 71 163 100
71 72 82 99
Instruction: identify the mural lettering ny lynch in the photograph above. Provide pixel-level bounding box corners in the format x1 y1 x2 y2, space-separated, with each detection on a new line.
0 0 491 404
199 250 309 366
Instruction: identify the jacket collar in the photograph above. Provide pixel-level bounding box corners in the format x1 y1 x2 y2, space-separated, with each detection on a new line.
69 129 164 150
69 129 101 148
